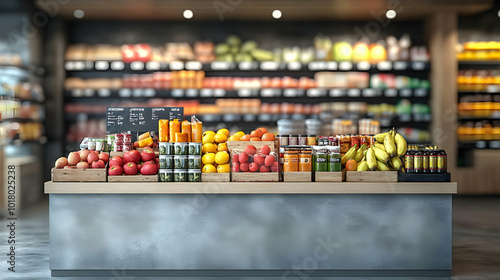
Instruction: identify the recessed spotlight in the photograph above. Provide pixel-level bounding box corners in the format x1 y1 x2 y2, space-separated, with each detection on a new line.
183 10 193 19
272 10 282 19
497 10 500 17
73 9 85 19
386 10 396 19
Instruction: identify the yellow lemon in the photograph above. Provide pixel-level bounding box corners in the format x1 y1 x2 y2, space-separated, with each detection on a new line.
202 143 217 153
235 131 245 138
202 153 215 165
202 134 215 144
217 128 230 137
217 143 228 152
214 133 228 143
228 135 241 141
203 131 215 138
202 164 216 173
217 163 230 173
215 151 230 165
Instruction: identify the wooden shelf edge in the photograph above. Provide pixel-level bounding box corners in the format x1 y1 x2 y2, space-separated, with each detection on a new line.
44 181 457 194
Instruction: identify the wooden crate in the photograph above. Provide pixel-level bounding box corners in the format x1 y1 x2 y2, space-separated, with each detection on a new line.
52 167 107 182
110 148 159 158
314 172 343 182
346 171 398 182
232 172 279 182
283 172 312 182
201 173 230 182
227 141 275 154
108 174 158 182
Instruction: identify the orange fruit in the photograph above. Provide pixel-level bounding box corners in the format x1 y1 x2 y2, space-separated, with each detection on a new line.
241 135 251 141
250 137 261 141
257 127 268 133
346 159 357 171
261 133 275 141
250 129 264 139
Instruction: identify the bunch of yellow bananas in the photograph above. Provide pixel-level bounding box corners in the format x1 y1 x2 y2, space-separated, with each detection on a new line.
356 128 407 171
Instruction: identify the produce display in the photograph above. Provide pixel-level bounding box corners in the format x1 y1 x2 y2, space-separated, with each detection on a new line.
232 144 278 173
457 41 500 61
54 149 109 170
107 148 159 176
200 128 231 174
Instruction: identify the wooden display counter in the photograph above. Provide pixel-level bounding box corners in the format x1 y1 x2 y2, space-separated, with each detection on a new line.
45 181 456 278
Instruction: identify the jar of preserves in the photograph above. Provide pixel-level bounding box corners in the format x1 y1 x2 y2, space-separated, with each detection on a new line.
278 134 289 147
350 134 360 148
299 148 312 172
298 135 307 146
284 148 299 172
340 134 351 154
289 135 298 146
313 146 328 172
307 134 317 146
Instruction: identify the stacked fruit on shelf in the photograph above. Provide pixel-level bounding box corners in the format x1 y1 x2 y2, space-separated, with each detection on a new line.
341 128 407 172
108 148 159 176
232 144 278 173
201 129 231 173
54 149 109 169
457 41 500 61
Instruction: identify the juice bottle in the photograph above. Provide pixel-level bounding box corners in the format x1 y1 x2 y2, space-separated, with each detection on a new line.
169 119 180 142
437 147 447 173
404 145 414 173
429 146 438 173
181 120 192 142
422 146 430 174
191 115 203 143
413 145 423 174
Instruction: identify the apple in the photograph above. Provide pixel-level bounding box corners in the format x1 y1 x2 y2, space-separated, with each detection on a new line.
67 152 81 166
270 162 279 172
124 150 141 163
141 148 155 162
265 155 275 167
249 162 259 172
80 149 90 162
95 151 100 155
240 163 249 172
55 157 68 168
155 158 159 163
254 155 265 166
109 156 124 167
140 161 158 175
238 153 248 163
138 162 143 171
91 159 105 169
133 141 139 149
232 162 240 172
108 165 123 176
99 152 109 163
123 162 138 175
259 166 270 172
63 165 76 169
260 145 271 155
232 154 239 163
76 162 89 169
244 145 257 156
87 151 99 165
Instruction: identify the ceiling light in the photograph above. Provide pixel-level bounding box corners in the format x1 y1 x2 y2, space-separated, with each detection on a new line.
73 9 84 19
272 10 282 19
183 10 193 19
498 10 500 17
386 10 396 19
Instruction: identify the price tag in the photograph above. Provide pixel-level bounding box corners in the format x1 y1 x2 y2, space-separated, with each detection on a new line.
356 61 370 70
110 61 125 71
400 89 412 97
130 61 144 71
133 89 144 97
326 62 338 70
307 88 325 97
261 88 277 97
411 61 426 71
169 61 184 70
377 61 392 71
347 89 361 97
97 89 111 97
146 61 161 70
476 141 487 149
384 88 398 97
210 61 231 70
414 89 428 97
200 89 213 97
84 89 94 97
118 89 132 98
185 61 202 70
329 88 345 97
238 89 252 97
339 61 353 71
185 89 198 97
287 62 302 71
171 89 184 97
238 62 256 70
362 88 378 97
144 89 156 97
95 61 109 70
260 61 279 71
393 61 408 70
213 89 226 97
283 89 299 97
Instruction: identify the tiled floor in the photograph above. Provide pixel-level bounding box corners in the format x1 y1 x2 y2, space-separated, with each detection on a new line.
0 196 499 279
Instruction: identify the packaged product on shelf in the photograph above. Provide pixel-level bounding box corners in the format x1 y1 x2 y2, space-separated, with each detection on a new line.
191 115 203 143
299 147 312 172
188 169 201 182
158 119 169 142
313 146 328 172
159 142 174 155
169 119 180 142
283 147 299 172
181 120 192 142
159 169 173 182
188 142 202 156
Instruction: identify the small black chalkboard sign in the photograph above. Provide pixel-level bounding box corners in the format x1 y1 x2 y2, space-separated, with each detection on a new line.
106 107 183 134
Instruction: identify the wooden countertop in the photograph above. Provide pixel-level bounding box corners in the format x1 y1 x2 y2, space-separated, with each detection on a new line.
44 181 457 194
